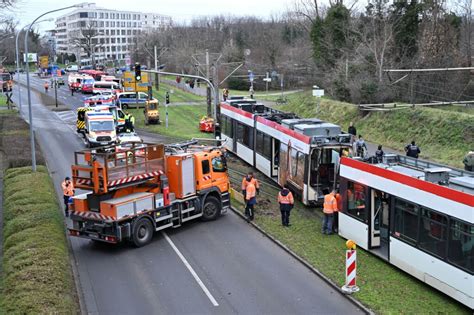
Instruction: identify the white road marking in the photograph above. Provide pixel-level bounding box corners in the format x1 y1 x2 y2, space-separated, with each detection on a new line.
162 232 219 307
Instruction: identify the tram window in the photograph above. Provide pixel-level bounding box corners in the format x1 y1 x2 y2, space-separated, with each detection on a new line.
223 116 233 137
291 149 298 177
393 198 419 246
346 181 367 222
419 209 448 259
448 220 474 273
256 131 264 157
236 123 253 148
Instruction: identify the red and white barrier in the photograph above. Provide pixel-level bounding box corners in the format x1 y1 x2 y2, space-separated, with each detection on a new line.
342 241 360 294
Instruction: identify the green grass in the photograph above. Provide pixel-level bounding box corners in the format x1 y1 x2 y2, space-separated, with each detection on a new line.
130 104 212 140
436 105 474 115
0 94 6 107
1 166 78 314
230 193 470 314
153 82 206 103
279 92 473 168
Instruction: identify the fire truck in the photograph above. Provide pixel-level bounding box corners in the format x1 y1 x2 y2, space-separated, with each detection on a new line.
68 140 231 247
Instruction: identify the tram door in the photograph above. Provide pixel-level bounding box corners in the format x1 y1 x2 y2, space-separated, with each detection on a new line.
271 139 280 178
370 189 390 257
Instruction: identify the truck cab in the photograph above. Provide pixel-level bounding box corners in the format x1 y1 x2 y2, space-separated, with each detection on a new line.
83 111 117 147
144 99 160 125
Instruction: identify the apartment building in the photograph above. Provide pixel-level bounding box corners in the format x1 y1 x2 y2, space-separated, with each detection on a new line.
55 4 171 64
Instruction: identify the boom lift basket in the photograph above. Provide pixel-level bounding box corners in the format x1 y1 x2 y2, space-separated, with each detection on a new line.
72 143 165 194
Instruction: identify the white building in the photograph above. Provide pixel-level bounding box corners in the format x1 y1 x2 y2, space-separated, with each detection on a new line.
55 4 171 65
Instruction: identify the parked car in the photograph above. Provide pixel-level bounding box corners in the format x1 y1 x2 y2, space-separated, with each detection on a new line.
116 92 153 109
66 64 79 72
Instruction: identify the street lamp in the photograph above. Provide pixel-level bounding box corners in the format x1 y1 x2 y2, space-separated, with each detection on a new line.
25 3 92 172
15 18 53 110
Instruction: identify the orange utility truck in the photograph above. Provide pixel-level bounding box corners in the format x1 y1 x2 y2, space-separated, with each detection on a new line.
68 140 230 247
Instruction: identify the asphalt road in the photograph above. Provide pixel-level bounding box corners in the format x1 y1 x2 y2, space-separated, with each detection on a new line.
12 76 362 314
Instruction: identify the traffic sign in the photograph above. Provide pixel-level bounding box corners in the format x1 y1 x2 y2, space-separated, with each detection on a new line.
263 78 271 82
248 70 254 82
313 85 324 97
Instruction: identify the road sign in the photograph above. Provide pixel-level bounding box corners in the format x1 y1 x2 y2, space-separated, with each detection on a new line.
23 53 38 63
263 78 272 82
313 85 324 97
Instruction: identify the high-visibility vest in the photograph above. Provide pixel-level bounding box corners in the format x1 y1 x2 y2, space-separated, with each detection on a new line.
323 193 337 214
246 183 256 200
335 193 342 212
278 190 294 205
61 180 74 197
242 177 259 190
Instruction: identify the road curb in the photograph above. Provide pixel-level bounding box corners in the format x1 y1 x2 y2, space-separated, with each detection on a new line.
229 205 374 315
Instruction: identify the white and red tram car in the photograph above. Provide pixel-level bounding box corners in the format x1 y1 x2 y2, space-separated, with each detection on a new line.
219 98 352 205
338 154 474 308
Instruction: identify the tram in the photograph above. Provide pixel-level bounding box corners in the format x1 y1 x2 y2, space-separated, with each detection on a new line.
219 97 352 205
338 154 474 308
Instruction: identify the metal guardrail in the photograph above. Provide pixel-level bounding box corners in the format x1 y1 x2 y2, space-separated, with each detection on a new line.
397 155 473 178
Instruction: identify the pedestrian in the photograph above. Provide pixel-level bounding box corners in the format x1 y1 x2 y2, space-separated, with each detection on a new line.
129 113 135 132
44 81 49 93
61 177 75 217
355 135 367 158
124 111 132 132
241 171 260 199
463 151 474 171
278 185 294 227
333 191 342 233
244 177 256 222
322 189 337 234
190 80 195 89
405 140 421 158
223 88 229 101
348 121 357 138
375 145 384 163
70 85 75 96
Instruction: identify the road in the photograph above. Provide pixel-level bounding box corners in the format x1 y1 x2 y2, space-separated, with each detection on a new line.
12 75 362 314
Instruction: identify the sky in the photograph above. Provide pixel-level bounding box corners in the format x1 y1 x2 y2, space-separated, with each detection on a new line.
7 0 294 33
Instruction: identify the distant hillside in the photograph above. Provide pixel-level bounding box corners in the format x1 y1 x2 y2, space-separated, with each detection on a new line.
280 92 473 168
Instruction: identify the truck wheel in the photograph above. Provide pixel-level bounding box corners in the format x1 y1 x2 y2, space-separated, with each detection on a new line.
202 196 220 221
122 103 128 110
131 218 154 247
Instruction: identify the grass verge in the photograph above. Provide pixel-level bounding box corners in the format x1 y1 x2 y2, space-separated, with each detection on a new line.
0 166 77 313
279 92 473 168
0 110 45 168
229 192 470 314
153 82 206 103
129 104 212 140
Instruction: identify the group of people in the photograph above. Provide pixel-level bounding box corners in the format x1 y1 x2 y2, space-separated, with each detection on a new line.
348 121 421 160
241 172 295 227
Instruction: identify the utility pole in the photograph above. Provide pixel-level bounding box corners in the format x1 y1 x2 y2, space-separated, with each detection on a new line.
154 45 159 90
205 49 211 116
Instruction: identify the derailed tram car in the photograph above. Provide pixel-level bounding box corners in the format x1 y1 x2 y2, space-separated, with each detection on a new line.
219 97 352 205
338 154 474 309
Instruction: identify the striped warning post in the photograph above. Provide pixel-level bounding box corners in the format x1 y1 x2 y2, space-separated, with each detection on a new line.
341 249 360 294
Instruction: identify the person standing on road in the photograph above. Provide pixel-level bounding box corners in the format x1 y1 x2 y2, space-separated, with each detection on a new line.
223 88 229 101
322 189 337 235
375 145 384 163
241 172 260 199
124 111 132 132
61 177 75 217
355 135 367 158
405 141 421 158
245 177 257 222
129 113 135 132
463 151 474 171
44 81 49 93
348 122 357 149
278 185 294 227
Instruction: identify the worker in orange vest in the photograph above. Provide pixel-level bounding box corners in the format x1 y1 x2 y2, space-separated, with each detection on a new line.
244 177 257 222
278 184 294 227
61 177 75 217
333 191 342 233
322 189 337 234
241 172 259 199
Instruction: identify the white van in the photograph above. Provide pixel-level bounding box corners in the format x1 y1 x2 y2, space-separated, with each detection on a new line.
66 64 79 72
92 81 120 95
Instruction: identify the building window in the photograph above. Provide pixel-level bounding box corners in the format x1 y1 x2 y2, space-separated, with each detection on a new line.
448 219 474 273
346 181 368 222
79 12 88 18
393 198 420 245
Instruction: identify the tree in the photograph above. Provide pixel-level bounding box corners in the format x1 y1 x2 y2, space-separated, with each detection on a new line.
69 23 103 65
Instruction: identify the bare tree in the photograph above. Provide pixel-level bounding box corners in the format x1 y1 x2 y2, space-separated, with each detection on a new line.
69 22 103 65
456 0 473 66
